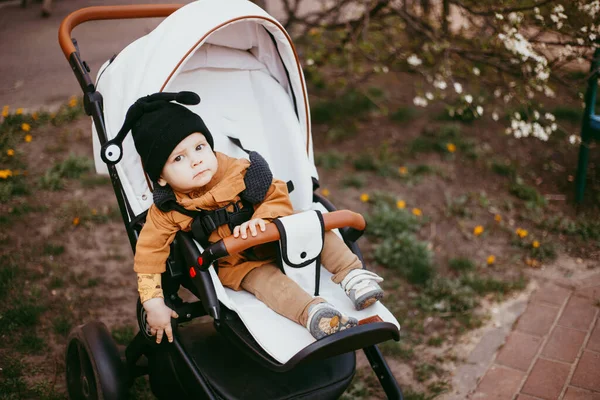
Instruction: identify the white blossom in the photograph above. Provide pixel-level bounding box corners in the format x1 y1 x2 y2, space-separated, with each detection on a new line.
454 82 463 94
544 113 556 121
465 94 473 104
407 54 422 66
533 111 540 120
476 106 484 115
494 89 502 98
306 58 315 66
492 112 499 121
472 67 481 76
569 135 578 145
413 96 428 107
382 66 389 73
434 80 447 90
425 92 434 100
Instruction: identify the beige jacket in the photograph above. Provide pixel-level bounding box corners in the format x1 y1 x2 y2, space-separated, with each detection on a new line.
134 152 294 290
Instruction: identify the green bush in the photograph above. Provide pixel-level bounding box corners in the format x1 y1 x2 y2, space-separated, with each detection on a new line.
416 277 477 313
315 151 346 170
509 177 546 207
366 202 422 238
39 154 93 190
448 257 476 272
374 232 434 285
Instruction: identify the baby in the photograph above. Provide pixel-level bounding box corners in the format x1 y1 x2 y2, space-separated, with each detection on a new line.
121 92 384 344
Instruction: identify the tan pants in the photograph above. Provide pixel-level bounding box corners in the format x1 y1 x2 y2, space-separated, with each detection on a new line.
240 231 362 327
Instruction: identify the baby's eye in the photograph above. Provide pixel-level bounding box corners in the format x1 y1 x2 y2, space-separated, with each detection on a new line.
196 144 204 151
173 155 182 162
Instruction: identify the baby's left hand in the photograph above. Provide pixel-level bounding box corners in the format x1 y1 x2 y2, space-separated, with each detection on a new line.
233 218 266 239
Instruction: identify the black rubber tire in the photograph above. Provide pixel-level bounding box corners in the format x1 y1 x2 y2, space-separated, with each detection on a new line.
65 321 128 400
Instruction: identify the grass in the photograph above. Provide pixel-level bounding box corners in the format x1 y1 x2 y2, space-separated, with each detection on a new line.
315 150 346 170
366 201 422 238
415 363 443 382
0 262 18 300
0 302 45 333
374 232 434 285
445 193 472 218
80 174 111 188
390 106 419 123
378 340 415 360
408 123 475 157
448 257 476 272
43 243 65 256
353 142 400 176
491 159 518 178
112 325 136 345
509 177 546 208
16 332 46 354
341 175 365 188
311 88 379 127
52 314 73 337
39 153 93 190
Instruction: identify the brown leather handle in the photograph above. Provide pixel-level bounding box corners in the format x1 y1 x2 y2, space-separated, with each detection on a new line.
58 4 184 60
221 210 366 256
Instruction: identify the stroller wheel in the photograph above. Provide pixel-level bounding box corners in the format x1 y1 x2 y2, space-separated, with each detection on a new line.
65 321 128 400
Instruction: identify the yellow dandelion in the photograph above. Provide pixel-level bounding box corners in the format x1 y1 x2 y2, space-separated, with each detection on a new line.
494 214 502 222
360 193 370 203
398 166 408 175
516 228 528 238
21 123 31 132
446 143 457 153
32 112 38 121
6 149 14 156
321 188 330 197
72 217 80 226
24 134 32 143
0 169 13 179
16 108 23 115
1 105 8 117
473 225 484 236
50 112 56 119
91 208 98 216
487 255 496 265
397 200 406 209
68 96 78 108
532 240 540 248
412 208 422 216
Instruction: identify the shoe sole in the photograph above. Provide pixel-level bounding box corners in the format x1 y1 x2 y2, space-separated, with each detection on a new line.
355 290 384 311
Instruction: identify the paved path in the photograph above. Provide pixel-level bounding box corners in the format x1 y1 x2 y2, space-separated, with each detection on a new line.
471 275 600 400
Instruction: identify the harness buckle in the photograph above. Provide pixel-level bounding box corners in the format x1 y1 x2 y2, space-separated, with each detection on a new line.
200 215 217 233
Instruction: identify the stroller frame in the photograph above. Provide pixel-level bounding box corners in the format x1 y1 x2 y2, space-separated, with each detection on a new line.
59 4 403 399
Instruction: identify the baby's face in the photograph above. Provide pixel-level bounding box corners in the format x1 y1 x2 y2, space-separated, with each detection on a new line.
157 132 217 193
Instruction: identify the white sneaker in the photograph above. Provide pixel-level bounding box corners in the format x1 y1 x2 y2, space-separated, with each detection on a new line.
306 303 358 340
340 269 384 310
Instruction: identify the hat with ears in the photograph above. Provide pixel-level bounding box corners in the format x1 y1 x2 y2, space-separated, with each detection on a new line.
100 91 214 182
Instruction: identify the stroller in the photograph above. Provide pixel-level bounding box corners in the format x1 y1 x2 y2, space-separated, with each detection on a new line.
58 1 403 399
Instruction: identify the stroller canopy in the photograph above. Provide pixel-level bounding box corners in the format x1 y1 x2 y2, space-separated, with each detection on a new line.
93 0 317 217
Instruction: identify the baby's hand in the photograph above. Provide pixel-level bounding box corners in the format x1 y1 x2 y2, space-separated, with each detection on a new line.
142 297 179 344
233 218 266 239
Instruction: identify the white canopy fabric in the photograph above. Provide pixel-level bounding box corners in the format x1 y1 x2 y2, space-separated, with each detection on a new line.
92 0 316 216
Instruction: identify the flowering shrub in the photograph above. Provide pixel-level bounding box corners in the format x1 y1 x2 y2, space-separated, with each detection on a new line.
283 0 598 143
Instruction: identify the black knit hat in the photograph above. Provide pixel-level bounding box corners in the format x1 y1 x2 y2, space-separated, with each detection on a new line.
100 91 214 182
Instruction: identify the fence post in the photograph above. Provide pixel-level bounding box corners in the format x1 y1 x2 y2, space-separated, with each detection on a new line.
575 48 600 205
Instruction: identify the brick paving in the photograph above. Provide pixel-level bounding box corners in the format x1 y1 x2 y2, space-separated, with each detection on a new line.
470 277 600 400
